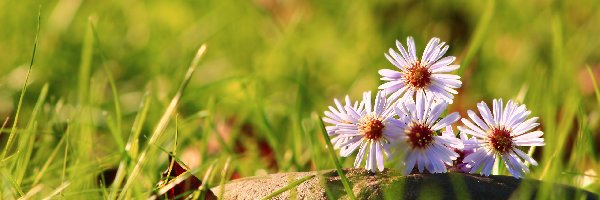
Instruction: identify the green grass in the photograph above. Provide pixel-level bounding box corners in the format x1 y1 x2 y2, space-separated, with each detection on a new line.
1 0 599 199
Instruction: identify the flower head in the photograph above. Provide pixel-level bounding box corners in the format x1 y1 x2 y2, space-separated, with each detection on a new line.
379 37 462 103
326 91 403 172
395 91 462 174
458 99 545 178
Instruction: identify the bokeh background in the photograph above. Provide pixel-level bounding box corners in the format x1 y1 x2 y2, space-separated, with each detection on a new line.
0 0 599 198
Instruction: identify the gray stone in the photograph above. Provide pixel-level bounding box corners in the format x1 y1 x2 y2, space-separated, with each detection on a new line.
211 168 598 200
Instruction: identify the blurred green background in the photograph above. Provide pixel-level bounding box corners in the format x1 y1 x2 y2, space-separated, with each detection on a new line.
0 0 599 198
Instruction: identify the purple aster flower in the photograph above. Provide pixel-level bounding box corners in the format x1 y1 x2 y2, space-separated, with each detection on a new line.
458 99 545 178
379 37 462 103
395 91 462 174
444 126 478 173
331 91 403 172
322 95 363 149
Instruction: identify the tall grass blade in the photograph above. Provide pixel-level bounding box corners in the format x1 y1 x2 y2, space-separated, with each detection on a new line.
33 128 67 185
586 66 600 106
458 0 495 76
199 163 215 200
77 18 94 105
117 44 207 200
13 83 48 185
155 167 203 196
200 96 215 163
260 174 316 200
90 21 124 148
314 112 356 200
218 157 232 199
301 118 335 199
17 184 43 200
41 182 70 200
2 168 24 197
1 5 41 161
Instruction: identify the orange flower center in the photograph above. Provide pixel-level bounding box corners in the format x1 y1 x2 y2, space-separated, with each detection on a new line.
406 123 435 148
406 62 432 88
359 115 384 140
489 128 513 154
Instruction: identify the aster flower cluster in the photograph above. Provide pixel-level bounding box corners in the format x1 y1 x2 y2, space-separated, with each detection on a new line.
323 37 545 178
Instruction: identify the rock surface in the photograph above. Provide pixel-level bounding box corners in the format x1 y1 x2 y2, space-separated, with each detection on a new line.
211 168 597 200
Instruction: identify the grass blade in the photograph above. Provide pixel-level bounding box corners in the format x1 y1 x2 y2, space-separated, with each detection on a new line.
1 168 24 197
457 0 495 76
117 44 207 200
586 66 600 106
301 118 335 199
260 174 316 200
1 5 41 161
41 182 70 200
90 20 125 148
314 112 356 200
13 83 48 185
155 167 203 196
198 162 216 200
77 18 94 105
217 157 232 199
17 184 43 200
32 129 67 185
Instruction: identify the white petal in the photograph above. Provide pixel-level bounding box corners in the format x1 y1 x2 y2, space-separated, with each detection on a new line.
481 154 495 176
387 49 409 69
407 37 417 63
431 73 461 80
339 137 363 156
416 90 425 122
335 129 361 136
354 142 368 168
432 112 460 130
417 151 426 172
513 138 545 146
396 40 413 65
374 92 385 116
432 43 449 62
385 52 404 70
363 91 372 113
428 84 454 103
422 37 440 63
404 150 417 174
513 148 538 166
458 126 487 139
493 99 503 125
344 106 361 122
513 131 543 140
467 110 489 131
506 105 530 128
426 102 446 126
425 149 443 173
379 69 403 79
429 56 456 70
460 118 487 136
325 108 342 120
477 102 495 127
375 142 384 172
511 117 540 136
431 77 462 88
367 141 377 172
322 117 339 125
431 64 460 73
